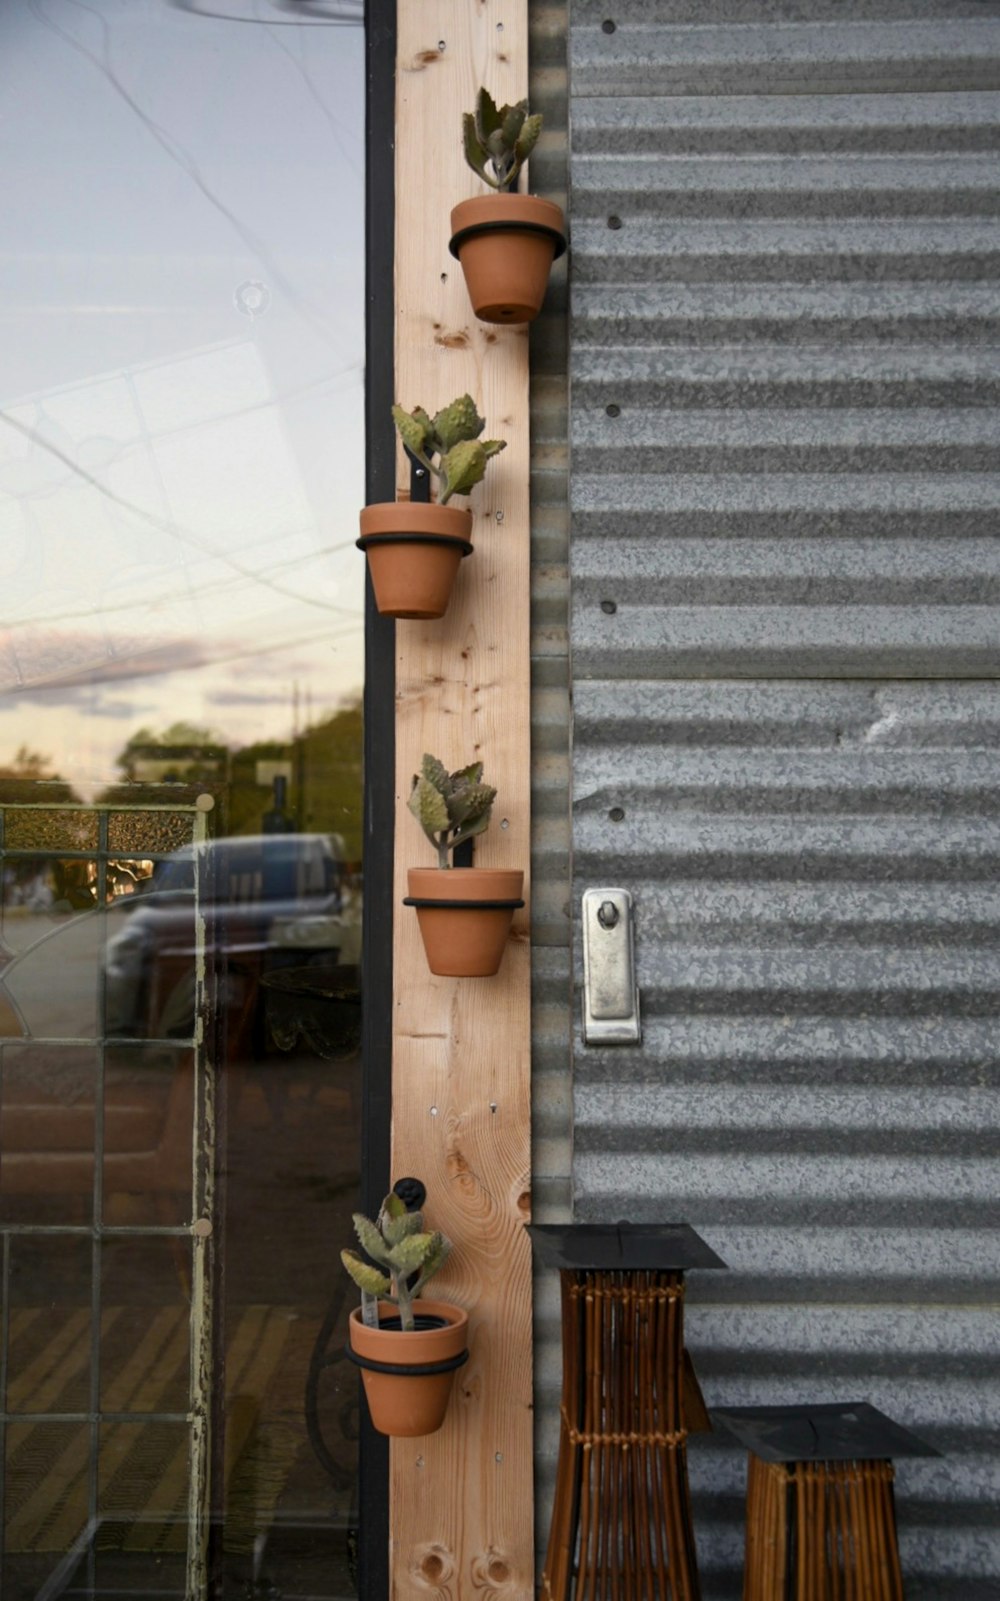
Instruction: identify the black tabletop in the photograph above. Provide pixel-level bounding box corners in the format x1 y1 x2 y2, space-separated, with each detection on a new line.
526 1222 726 1273
711 1402 940 1463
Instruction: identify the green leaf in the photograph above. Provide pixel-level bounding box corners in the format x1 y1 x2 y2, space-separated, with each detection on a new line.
382 1191 406 1221
451 761 484 789
480 439 506 461
353 1212 391 1266
414 1233 451 1291
475 85 502 142
448 780 496 830
420 753 452 797
500 100 527 155
450 807 494 852
341 1250 391 1298
408 774 450 845
439 439 490 503
387 1233 438 1273
433 394 485 452
382 1206 424 1246
392 404 432 460
514 113 543 168
462 112 494 187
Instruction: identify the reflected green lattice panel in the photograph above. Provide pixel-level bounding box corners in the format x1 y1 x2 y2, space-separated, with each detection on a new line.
4 811 99 851
107 812 195 853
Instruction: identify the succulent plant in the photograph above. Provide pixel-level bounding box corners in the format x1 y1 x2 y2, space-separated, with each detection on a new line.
408 753 496 871
462 87 542 193
392 393 505 506
341 1189 452 1332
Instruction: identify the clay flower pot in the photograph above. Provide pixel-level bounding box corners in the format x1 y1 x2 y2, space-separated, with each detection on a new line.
449 194 566 324
404 867 525 977
357 502 473 619
347 1300 469 1437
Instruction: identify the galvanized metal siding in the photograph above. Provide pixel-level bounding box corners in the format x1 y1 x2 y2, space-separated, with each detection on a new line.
568 3 1000 1595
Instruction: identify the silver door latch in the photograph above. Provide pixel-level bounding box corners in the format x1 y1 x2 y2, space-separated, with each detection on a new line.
582 887 641 1044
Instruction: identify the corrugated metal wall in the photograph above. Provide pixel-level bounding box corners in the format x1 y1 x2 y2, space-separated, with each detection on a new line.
565 2 1000 1595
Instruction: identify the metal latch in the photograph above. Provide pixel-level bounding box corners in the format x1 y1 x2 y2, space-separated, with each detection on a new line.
582 887 641 1044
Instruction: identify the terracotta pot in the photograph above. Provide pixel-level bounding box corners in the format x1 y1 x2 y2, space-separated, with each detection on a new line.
357 502 473 619
348 1300 469 1437
405 867 525 977
450 194 567 324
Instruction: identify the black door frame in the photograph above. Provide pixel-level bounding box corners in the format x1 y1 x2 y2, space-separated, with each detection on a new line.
359 1 395 1595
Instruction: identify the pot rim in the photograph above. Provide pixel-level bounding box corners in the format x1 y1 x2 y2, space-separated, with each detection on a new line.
449 194 567 261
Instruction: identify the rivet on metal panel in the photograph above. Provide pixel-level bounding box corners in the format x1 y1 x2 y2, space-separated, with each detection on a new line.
601 600 617 615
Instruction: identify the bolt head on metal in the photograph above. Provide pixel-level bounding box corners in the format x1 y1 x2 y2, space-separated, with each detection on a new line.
597 900 619 929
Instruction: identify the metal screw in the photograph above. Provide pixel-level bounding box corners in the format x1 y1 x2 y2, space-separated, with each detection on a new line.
598 900 619 930
429 1105 438 1117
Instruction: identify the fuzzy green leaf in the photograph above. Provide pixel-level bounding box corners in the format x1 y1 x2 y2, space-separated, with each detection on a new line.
448 780 496 830
433 394 485 452
480 439 506 462
514 113 543 168
392 404 432 460
353 1212 391 1266
438 439 490 503
451 807 494 852
386 1233 438 1274
451 761 484 789
341 1250 392 1299
382 1206 424 1246
420 753 452 797
475 85 502 142
462 112 494 187
408 774 450 845
501 100 528 152
414 1233 451 1291
381 1191 406 1222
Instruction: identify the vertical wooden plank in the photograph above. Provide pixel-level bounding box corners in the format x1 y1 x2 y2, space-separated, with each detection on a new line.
391 1 533 1596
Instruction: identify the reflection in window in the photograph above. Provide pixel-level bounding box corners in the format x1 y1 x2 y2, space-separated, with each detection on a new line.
0 0 366 1590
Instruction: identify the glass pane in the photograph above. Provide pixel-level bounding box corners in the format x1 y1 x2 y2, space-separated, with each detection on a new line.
4 1423 90 1593
0 1047 97 1224
0 0 366 1590
6 1236 93 1414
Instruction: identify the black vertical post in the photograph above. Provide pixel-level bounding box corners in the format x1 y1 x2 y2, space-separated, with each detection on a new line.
361 0 395 1596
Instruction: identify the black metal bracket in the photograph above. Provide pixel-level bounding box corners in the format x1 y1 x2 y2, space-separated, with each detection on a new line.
406 445 431 504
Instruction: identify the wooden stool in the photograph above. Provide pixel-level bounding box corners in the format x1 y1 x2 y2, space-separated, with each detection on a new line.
529 1223 726 1600
713 1402 939 1601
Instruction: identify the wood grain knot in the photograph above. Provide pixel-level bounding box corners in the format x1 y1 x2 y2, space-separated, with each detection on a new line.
472 1549 517 1592
517 1190 531 1214
413 1541 455 1589
414 50 441 67
434 330 470 349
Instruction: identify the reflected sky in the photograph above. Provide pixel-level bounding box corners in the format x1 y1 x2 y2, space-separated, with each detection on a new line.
0 0 365 798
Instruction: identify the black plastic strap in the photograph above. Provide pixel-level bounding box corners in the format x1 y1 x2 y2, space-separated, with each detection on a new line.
356 533 473 556
449 219 567 260
403 897 525 910
346 1346 470 1378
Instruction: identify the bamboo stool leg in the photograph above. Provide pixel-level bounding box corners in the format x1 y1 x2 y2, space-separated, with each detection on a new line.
540 1269 702 1598
741 1451 908 1601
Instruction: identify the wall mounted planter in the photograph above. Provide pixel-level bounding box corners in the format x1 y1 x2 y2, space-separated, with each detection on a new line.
357 501 473 620
347 1300 469 1437
405 866 525 976
450 195 566 324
